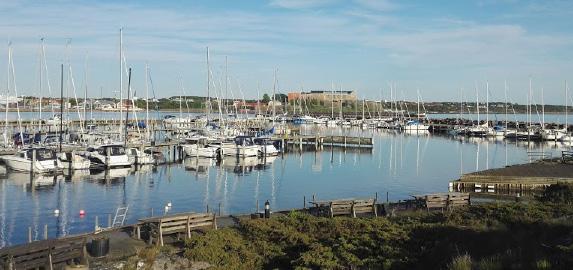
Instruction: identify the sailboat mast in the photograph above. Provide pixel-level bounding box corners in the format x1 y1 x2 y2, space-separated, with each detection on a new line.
145 63 150 140
541 87 545 128
59 63 63 152
486 81 489 127
83 53 88 128
475 82 480 125
566 80 568 133
206 47 210 122
504 81 508 130
119 28 123 140
38 39 43 133
272 68 277 123
124 68 131 146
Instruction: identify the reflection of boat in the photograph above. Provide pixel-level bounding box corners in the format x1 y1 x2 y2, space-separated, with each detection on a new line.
184 157 215 176
84 144 132 168
7 171 58 187
221 156 260 174
0 148 60 173
62 169 91 181
88 167 132 181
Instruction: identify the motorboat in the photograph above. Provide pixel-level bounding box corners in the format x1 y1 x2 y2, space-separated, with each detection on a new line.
0 147 60 173
181 137 219 158
84 144 133 168
58 151 91 170
127 147 155 165
220 136 259 157
253 137 280 156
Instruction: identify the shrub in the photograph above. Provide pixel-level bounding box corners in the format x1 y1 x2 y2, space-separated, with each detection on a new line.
183 229 262 270
448 254 472 270
539 183 573 204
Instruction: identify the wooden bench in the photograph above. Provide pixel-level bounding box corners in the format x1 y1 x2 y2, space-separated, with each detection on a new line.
425 194 449 210
329 200 355 217
412 192 470 211
447 193 470 208
141 212 217 246
0 236 87 270
352 199 377 218
309 198 377 218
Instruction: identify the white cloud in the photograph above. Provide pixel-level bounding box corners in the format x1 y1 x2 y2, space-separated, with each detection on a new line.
269 0 337 9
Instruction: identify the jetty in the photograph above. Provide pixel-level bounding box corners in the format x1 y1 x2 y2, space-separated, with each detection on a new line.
451 151 573 195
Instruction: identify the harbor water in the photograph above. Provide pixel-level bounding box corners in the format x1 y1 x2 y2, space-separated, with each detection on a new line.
1 123 570 247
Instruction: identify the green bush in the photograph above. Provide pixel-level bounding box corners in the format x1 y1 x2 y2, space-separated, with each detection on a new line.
180 203 573 269
183 229 262 270
540 183 573 204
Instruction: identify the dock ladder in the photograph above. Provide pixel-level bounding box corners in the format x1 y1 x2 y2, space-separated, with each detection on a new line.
112 206 129 227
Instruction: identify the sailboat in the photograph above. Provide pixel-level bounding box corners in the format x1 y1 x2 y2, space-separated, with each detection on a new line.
403 91 429 132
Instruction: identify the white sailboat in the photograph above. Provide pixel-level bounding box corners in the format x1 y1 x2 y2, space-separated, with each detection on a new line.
403 90 429 132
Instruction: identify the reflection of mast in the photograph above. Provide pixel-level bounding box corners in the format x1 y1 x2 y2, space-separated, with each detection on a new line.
271 157 276 208
416 136 420 176
0 179 7 247
475 143 480 172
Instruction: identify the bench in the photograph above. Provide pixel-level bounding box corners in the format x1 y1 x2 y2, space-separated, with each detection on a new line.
447 193 470 208
0 236 87 270
140 212 217 246
413 192 470 211
310 198 377 218
352 199 378 218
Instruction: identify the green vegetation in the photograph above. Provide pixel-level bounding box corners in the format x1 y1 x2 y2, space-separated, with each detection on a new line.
180 184 573 269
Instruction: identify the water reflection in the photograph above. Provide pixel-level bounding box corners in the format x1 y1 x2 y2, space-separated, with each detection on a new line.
2 129 573 247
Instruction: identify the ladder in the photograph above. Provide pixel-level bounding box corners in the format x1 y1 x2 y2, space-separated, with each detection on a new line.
112 206 129 227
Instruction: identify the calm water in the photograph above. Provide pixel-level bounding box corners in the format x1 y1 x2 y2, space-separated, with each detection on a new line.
0 126 571 248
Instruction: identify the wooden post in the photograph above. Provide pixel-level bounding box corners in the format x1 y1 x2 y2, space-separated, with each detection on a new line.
256 199 259 213
386 191 389 203
43 224 48 240
108 213 112 228
303 196 306 209
28 226 32 243
94 216 99 231
218 202 222 216
206 204 209 213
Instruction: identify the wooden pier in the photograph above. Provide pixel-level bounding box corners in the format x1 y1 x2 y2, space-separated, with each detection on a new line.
451 156 573 195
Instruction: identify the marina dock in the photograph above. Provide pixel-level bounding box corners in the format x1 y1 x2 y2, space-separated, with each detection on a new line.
451 152 573 194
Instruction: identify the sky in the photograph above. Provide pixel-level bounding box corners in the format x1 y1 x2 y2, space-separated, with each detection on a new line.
0 0 572 104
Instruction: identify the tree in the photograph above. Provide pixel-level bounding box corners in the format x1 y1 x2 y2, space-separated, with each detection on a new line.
262 94 270 103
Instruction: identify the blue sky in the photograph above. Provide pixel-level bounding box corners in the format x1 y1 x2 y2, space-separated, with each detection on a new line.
1 0 572 104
